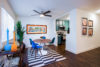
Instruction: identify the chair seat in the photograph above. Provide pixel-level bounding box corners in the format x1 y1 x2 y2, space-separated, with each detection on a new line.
32 43 42 49
36 45 42 48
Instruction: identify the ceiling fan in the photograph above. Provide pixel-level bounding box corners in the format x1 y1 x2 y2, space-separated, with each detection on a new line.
31 10 52 17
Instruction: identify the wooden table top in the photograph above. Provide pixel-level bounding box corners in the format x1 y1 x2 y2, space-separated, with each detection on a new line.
34 39 51 43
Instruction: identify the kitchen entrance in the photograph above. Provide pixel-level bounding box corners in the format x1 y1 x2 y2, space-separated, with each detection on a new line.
56 19 70 46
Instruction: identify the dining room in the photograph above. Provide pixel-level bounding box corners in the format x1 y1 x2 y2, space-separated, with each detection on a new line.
19 17 57 48
17 17 67 67
1 0 100 67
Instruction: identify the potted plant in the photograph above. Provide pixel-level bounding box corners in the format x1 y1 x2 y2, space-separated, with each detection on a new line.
16 21 25 46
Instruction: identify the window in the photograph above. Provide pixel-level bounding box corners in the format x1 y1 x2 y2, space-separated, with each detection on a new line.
1 8 14 42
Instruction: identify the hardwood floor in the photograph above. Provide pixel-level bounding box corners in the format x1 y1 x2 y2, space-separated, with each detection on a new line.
21 44 100 67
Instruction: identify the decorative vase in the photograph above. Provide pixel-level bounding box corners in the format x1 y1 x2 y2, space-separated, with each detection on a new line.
11 31 18 52
4 29 11 51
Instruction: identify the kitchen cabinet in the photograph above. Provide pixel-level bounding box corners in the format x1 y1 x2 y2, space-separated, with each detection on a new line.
56 20 69 31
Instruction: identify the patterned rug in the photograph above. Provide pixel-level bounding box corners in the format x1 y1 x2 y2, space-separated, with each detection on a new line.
27 48 66 67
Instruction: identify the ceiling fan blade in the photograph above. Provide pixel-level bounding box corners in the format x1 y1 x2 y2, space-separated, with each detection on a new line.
45 15 52 17
31 14 39 16
43 11 51 14
33 10 41 14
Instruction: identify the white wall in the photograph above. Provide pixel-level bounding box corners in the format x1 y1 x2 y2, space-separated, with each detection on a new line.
0 8 2 49
66 9 100 54
76 9 100 54
53 19 57 46
1 0 16 19
66 9 77 54
18 17 56 47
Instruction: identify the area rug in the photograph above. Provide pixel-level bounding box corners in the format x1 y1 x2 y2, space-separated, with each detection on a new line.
27 48 66 67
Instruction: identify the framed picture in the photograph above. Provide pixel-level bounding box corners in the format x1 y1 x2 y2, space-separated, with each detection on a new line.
82 18 88 26
88 20 93 27
27 25 47 34
82 28 87 35
88 28 93 36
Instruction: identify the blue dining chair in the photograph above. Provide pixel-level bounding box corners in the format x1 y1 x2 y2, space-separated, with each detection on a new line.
29 39 41 48
40 36 46 39
29 39 42 58
49 37 55 45
42 36 46 39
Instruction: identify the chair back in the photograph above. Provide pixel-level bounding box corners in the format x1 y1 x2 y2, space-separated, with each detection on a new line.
40 36 46 39
31 41 37 48
29 39 33 45
51 37 55 43
42 36 46 39
29 39 36 48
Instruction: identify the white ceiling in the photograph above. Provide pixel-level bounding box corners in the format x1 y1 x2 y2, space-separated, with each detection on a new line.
8 0 100 18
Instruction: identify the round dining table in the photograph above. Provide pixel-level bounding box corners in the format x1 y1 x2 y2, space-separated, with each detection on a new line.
34 39 51 43
33 39 51 55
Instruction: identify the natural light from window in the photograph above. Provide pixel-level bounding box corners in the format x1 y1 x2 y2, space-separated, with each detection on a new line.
1 8 14 42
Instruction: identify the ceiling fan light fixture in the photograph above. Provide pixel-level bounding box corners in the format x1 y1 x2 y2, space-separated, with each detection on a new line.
40 14 44 17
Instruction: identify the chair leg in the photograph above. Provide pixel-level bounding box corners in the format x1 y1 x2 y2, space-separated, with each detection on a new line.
35 49 38 59
31 48 34 56
34 50 36 59
39 49 42 55
34 49 42 59
30 47 32 53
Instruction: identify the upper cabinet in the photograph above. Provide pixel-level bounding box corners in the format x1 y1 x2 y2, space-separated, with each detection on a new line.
56 20 69 31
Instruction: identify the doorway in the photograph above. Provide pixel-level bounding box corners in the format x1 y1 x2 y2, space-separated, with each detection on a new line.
56 19 70 48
